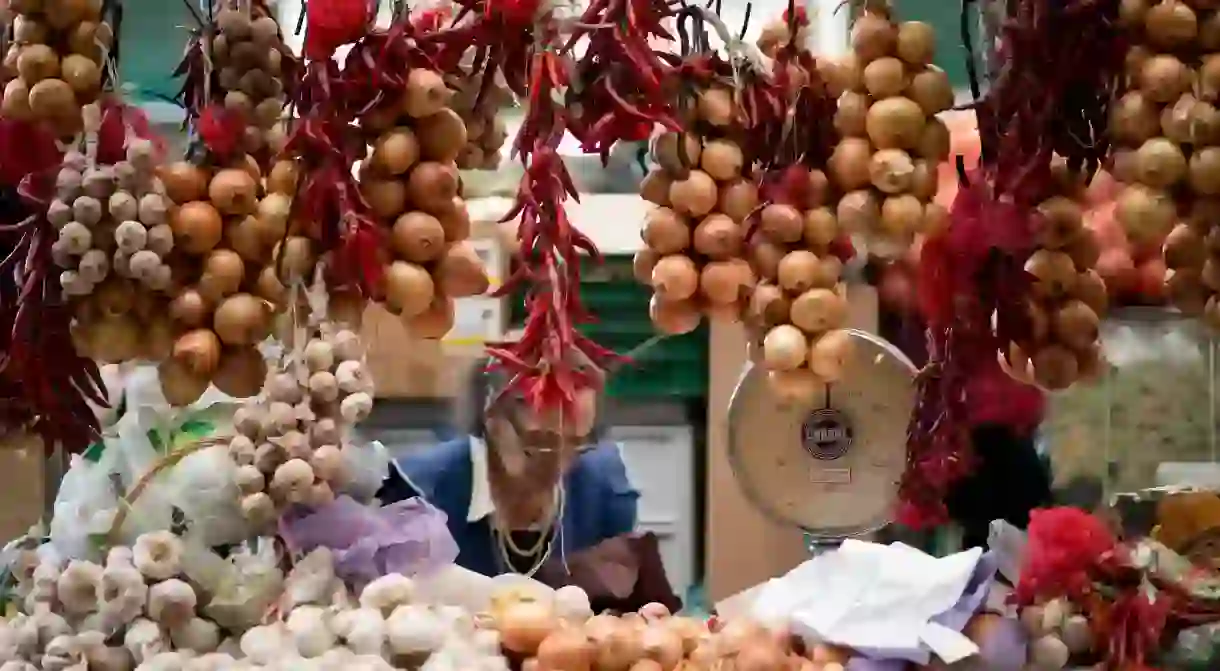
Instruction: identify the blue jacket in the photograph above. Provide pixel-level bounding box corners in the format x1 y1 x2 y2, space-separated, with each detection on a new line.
378 437 639 576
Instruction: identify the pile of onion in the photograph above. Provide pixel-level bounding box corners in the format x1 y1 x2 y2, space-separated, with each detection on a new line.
825 10 952 256
494 594 863 671
449 73 512 171
57 122 179 365
228 324 374 529
155 158 313 405
0 0 111 139
208 3 291 161
1109 0 1220 319
1003 163 1108 391
635 125 757 334
1015 598 1094 669
355 66 491 338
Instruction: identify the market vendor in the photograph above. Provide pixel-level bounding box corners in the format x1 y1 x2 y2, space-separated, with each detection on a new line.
378 355 640 577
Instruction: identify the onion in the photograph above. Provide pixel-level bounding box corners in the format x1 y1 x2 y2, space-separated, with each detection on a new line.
402 68 451 118
693 214 743 259
392 211 447 263
851 13 897 62
865 97 925 149
1053 300 1100 351
213 293 271 346
406 162 459 214
669 171 719 217
895 21 936 66
829 138 873 191
790 288 847 333
158 357 211 406
641 171 673 206
776 250 822 293
536 628 595 671
384 260 435 317
699 140 744 181
869 149 915 193
834 92 869 137
837 190 881 233
435 242 490 297
762 324 808 371
718 180 759 222
643 207 691 255
907 66 954 115
1145 0 1197 49
173 328 222 376
1163 223 1207 269
1110 91 1161 145
1135 137 1187 188
652 133 702 175
760 204 804 243
651 255 699 301
171 201 224 254
416 109 468 163
699 260 752 305
1139 54 1190 103
498 601 559 655
212 346 268 398
1031 345 1080 390
638 626 683 671
696 88 735 127
1115 184 1176 245
862 57 908 99
747 641 798 671
596 622 645 671
209 168 258 215
649 296 702 334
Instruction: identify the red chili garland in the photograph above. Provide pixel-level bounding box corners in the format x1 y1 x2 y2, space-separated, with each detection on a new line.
425 0 681 413
898 0 1125 528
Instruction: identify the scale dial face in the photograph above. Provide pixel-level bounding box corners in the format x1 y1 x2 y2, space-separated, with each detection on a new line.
727 329 918 539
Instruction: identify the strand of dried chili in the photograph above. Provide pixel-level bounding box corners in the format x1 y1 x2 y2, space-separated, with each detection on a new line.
900 0 1124 527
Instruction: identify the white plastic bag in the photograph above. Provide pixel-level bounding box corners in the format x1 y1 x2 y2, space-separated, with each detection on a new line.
47 453 119 562
342 439 391 503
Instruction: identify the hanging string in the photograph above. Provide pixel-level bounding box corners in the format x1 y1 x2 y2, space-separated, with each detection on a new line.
1210 338 1217 464
1102 353 1114 501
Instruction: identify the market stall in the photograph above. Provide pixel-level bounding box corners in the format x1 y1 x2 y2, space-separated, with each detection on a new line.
7 0 1220 668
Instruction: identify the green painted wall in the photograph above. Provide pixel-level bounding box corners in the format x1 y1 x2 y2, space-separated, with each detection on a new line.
116 0 195 103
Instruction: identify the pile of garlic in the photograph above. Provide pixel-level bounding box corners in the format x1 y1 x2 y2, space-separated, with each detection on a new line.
0 537 518 671
228 326 375 528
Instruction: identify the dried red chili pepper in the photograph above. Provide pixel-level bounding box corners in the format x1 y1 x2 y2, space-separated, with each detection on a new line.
899 0 1125 527
0 171 106 453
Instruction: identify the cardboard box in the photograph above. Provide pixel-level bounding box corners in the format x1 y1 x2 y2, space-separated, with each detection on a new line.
0 433 45 542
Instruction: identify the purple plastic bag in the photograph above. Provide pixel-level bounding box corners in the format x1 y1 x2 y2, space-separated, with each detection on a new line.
280 496 459 589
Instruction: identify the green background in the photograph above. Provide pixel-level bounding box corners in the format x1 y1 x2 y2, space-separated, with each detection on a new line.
118 1 980 102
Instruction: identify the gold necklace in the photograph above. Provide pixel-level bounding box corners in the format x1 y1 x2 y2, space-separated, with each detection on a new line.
491 485 564 576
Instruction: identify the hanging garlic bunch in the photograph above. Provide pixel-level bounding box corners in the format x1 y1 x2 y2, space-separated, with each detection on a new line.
228 305 375 528
54 104 177 364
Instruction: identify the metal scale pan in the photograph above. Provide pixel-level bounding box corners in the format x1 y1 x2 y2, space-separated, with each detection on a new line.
726 329 918 542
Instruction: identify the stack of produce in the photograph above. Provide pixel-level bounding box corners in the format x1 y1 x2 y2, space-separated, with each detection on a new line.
1105 0 1220 320
0 0 111 139
228 325 374 529
1017 598 1094 668
1002 165 1108 390
449 74 511 172
352 67 490 338
157 159 308 406
174 0 295 168
828 10 952 256
899 0 1125 526
56 131 178 365
637 130 756 334
207 4 291 160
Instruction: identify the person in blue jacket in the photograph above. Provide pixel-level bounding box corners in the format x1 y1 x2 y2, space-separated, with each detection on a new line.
378 356 640 577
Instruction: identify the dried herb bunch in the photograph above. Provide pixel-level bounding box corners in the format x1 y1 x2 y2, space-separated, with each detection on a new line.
901 0 1124 526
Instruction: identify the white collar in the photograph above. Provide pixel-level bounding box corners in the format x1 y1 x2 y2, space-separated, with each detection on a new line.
468 436 496 522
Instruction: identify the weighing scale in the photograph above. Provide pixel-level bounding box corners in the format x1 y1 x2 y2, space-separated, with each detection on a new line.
725 329 919 553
